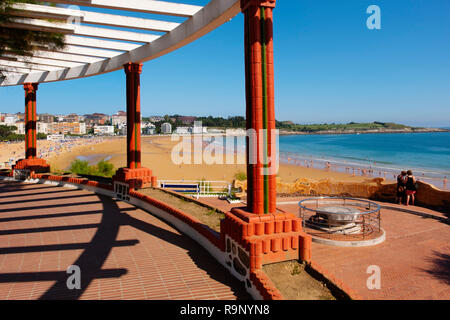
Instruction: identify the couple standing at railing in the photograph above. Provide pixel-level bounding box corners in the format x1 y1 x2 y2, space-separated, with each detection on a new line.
396 170 417 206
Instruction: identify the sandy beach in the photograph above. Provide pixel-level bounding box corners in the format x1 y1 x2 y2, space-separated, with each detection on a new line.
0 137 109 170
10 135 386 185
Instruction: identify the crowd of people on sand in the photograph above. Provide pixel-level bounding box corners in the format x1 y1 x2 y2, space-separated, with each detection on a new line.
0 137 106 169
396 170 419 206
281 154 448 191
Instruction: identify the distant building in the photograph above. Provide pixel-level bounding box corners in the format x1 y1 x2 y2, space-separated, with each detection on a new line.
192 121 207 134
37 122 49 134
142 122 156 135
54 114 65 122
15 112 25 121
149 116 164 123
161 122 172 134
175 127 190 135
4 115 17 125
13 122 25 134
112 111 127 126
179 116 196 125
64 113 79 123
12 121 48 135
39 114 54 123
84 113 110 126
94 125 114 135
48 122 86 135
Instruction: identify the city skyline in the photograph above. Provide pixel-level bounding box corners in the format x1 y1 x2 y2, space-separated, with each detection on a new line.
1 0 449 127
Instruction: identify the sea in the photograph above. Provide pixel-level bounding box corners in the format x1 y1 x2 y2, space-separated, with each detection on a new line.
278 131 450 190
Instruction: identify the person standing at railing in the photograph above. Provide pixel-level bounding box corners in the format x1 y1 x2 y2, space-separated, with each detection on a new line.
405 170 417 206
396 171 407 205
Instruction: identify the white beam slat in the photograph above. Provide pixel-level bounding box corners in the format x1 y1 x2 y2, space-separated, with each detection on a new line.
0 60 61 71
43 0 202 17
64 35 141 52
3 55 82 68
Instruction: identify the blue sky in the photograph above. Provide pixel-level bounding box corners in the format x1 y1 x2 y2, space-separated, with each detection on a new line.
1 0 449 127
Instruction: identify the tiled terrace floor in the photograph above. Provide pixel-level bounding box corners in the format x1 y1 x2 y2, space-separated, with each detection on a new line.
276 197 450 300
0 181 250 300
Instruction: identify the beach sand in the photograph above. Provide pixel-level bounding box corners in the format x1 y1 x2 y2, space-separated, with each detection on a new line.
36 136 382 184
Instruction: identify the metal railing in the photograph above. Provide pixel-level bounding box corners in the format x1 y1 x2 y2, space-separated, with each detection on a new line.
159 180 231 198
298 197 381 239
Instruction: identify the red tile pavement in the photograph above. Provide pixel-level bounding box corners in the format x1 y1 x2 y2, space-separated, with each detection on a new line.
0 181 250 300
276 197 450 300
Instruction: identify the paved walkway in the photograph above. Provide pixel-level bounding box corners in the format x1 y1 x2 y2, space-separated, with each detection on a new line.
277 197 450 300
0 181 250 300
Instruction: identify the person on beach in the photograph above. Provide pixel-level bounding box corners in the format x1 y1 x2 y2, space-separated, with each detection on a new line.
396 171 407 204
405 170 417 206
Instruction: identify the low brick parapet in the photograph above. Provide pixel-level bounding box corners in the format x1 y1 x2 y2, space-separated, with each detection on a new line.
13 158 50 173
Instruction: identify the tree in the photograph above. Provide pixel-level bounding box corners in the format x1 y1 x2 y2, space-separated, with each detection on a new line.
0 1 65 75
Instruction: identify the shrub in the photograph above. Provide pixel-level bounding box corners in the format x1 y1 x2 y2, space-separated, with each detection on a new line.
70 159 91 175
69 159 115 177
96 160 114 177
234 171 247 181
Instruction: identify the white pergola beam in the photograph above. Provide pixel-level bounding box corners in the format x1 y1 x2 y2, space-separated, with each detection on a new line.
2 55 82 68
74 25 160 43
43 0 202 17
0 0 241 86
10 3 83 21
55 45 122 58
0 60 61 72
81 11 179 32
24 51 104 64
11 3 180 32
7 18 160 43
64 35 141 52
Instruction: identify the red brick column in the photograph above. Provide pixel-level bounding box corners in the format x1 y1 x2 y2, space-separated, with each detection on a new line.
219 2 312 280
112 63 153 190
124 62 142 169
13 83 50 173
24 83 38 159
243 0 277 215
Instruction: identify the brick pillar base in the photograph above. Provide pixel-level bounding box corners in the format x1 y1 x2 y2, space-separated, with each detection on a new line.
13 158 50 173
220 207 312 273
112 167 153 190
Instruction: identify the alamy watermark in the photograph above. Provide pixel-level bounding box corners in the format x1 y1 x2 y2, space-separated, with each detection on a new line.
367 5 381 30
170 122 279 176
366 265 381 290
66 265 81 290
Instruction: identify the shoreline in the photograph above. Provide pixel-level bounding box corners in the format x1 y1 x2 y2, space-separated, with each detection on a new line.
2 135 448 191
279 128 450 136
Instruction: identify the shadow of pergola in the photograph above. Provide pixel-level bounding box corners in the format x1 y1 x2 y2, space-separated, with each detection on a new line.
422 251 450 285
0 181 250 300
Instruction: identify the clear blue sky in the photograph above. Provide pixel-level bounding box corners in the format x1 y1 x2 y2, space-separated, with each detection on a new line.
1 0 449 127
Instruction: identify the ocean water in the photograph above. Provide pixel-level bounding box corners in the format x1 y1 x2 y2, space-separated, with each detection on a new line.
278 132 450 188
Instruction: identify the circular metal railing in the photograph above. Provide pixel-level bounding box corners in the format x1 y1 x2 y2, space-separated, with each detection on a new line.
298 197 381 240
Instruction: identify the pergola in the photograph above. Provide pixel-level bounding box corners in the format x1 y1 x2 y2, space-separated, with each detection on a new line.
1 0 278 217
1 0 312 280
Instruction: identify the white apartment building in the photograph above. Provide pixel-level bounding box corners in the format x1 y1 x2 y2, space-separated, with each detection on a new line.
175 127 190 135
94 125 114 135
4 115 17 125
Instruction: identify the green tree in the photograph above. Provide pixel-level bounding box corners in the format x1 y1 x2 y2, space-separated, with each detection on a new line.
0 1 65 75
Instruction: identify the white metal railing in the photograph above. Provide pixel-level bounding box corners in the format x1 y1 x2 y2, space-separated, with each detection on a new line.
158 180 231 199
